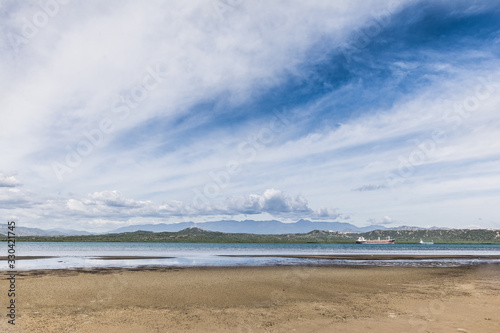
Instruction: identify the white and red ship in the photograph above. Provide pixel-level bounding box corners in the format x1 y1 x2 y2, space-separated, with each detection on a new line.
356 236 395 244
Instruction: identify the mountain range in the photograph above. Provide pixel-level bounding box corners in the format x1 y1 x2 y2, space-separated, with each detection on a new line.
0 226 93 237
107 219 389 235
1 220 452 237
11 227 500 244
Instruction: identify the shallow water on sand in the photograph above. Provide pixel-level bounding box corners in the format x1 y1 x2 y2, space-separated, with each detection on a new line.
8 242 500 270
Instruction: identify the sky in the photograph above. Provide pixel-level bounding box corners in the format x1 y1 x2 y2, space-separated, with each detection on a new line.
1 0 499 232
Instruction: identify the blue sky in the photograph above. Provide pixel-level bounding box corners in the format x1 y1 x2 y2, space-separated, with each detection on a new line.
1 0 499 231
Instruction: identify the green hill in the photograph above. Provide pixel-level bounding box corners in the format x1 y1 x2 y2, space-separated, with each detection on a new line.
2 227 500 244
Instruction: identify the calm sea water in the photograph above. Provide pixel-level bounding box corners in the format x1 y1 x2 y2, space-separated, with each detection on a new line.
8 242 500 270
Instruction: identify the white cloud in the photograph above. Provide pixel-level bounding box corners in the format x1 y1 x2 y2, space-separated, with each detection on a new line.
66 198 86 212
224 188 338 218
0 187 341 230
0 173 21 187
367 216 395 225
65 190 153 218
88 190 148 208
0 187 41 208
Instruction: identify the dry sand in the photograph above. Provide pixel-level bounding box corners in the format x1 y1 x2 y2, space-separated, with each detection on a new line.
1 264 499 332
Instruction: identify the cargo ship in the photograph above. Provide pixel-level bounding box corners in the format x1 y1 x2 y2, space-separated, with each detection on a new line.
356 236 395 244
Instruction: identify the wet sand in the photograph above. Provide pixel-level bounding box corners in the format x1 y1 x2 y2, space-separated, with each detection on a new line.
0 256 174 261
0 256 56 260
1 265 499 332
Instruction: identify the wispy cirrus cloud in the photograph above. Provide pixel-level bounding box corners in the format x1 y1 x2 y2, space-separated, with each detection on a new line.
352 184 387 192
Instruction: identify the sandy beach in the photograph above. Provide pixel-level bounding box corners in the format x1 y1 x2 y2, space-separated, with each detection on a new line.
1 264 499 332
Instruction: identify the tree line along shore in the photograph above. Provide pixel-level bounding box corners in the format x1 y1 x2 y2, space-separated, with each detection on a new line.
1 227 500 244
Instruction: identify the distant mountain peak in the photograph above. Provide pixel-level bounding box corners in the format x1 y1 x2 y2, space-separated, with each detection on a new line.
307 229 339 235
178 227 214 234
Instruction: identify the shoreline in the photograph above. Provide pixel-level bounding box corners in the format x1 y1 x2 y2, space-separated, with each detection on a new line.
0 261 492 274
6 261 497 275
220 254 500 260
2 254 499 272
5 240 500 245
2 253 500 262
